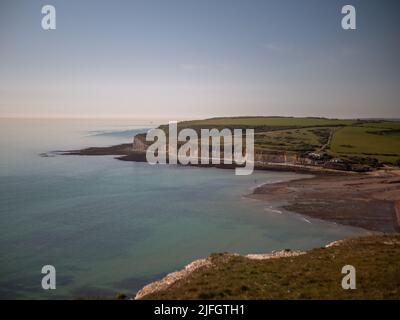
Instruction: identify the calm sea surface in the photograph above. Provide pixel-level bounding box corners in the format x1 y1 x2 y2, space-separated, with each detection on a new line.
0 119 367 299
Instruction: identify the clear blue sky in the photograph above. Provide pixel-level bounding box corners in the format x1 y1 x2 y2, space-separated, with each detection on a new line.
0 0 399 119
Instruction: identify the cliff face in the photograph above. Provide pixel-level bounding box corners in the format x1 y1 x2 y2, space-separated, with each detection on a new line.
132 135 148 152
135 235 400 300
135 250 305 300
65 136 372 172
133 135 308 166
254 152 309 165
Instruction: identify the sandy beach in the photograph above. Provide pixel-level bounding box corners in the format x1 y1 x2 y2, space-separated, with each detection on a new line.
250 168 400 233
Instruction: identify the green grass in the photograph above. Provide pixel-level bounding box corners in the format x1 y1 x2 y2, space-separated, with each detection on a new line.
140 117 400 166
330 125 400 164
179 116 357 128
142 235 400 300
359 121 400 130
254 127 330 152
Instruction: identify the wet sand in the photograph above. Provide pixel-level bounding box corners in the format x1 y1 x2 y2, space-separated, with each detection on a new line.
250 169 400 233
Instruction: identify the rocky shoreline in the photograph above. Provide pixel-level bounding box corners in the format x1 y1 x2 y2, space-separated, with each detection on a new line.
136 235 400 300
58 140 363 175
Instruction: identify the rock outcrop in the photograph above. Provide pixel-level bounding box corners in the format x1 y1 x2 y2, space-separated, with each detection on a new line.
135 258 213 300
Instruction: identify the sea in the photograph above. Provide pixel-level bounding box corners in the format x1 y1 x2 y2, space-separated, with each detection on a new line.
0 118 367 299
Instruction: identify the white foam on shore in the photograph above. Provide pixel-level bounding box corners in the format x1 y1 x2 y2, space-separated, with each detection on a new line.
302 217 312 224
265 207 282 214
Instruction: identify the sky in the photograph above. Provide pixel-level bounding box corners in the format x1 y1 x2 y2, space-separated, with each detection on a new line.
0 0 399 119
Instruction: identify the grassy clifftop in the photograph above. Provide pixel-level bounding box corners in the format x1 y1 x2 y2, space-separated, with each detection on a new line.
141 235 400 300
150 116 400 165
178 116 357 128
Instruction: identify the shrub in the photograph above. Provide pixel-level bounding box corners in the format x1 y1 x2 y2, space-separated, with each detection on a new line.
115 293 127 300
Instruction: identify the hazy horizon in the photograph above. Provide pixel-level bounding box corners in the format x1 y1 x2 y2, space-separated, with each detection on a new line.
1 115 400 121
1 0 399 119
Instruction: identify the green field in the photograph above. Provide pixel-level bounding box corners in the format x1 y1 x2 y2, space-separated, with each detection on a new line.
147 117 400 165
141 235 400 300
359 122 400 130
179 116 356 128
254 127 330 153
329 125 400 164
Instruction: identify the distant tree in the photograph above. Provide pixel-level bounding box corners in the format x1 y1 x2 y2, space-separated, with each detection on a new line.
395 158 400 167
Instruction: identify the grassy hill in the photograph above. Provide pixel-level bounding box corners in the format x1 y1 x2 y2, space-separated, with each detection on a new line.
154 117 400 165
141 235 400 300
329 123 400 164
178 116 357 128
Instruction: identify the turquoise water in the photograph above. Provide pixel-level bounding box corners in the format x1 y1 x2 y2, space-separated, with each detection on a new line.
0 119 366 299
